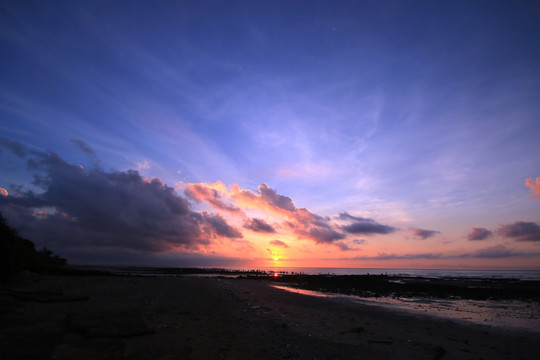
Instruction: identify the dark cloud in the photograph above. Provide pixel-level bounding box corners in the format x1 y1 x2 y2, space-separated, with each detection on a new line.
289 217 344 244
0 149 242 253
258 183 296 211
497 221 540 242
337 212 363 221
352 239 366 245
409 227 440 240
334 241 354 251
269 239 288 248
284 209 345 243
70 139 96 156
306 225 346 243
197 212 243 239
339 212 397 235
467 227 493 241
0 136 27 157
244 218 276 233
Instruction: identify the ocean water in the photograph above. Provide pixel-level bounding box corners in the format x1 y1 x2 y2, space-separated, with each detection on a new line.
99 265 540 280
252 267 540 280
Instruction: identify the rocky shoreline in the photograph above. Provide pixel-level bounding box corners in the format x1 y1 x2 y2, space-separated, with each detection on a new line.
1 273 539 359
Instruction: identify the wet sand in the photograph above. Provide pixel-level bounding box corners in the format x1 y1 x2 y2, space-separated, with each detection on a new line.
1 274 538 359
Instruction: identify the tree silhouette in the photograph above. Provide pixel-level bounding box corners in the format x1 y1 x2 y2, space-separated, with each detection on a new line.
1 212 66 279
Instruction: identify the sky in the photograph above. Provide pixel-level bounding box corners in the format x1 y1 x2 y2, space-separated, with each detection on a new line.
1 0 539 270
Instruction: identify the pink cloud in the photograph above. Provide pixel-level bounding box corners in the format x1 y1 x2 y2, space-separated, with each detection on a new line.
186 182 346 245
270 239 288 248
525 177 540 198
0 187 7 196
184 182 242 214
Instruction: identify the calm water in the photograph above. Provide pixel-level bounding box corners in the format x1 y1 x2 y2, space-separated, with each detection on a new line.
249 267 540 280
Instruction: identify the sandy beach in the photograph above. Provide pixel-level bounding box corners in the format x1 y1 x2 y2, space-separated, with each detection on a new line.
1 274 538 360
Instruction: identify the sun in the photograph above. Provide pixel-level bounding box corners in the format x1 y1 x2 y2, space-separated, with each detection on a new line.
273 256 279 261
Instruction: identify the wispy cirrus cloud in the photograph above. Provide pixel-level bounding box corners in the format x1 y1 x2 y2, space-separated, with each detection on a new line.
0 136 27 158
70 139 96 156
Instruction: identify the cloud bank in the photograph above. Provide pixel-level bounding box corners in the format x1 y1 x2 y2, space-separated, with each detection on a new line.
0 147 243 253
186 182 358 246
1 140 400 262
343 245 538 260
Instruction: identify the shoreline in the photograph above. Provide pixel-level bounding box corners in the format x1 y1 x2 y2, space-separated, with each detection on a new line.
1 273 539 359
272 284 540 334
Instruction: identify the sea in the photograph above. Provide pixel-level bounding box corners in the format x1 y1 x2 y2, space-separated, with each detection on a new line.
236 267 540 280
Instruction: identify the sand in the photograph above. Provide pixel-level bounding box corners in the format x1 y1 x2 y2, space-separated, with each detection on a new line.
1 274 538 359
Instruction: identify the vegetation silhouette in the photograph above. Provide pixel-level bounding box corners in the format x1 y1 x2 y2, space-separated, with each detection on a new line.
0 212 66 279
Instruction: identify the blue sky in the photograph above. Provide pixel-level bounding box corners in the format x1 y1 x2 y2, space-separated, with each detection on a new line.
1 1 539 268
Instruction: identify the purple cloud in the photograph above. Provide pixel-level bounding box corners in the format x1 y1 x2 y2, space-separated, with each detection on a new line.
473 245 515 258
409 227 440 240
0 148 242 252
497 221 540 242
197 212 243 239
339 212 397 235
334 242 353 251
244 218 276 233
258 183 296 211
269 239 288 248
467 227 493 241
